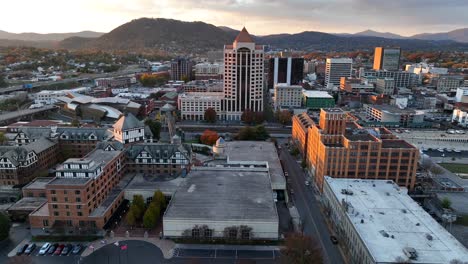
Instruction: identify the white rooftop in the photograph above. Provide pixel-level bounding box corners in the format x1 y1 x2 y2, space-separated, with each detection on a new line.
302 90 333 98
325 177 468 263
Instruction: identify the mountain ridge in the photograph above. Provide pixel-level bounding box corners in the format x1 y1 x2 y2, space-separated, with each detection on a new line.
0 30 104 42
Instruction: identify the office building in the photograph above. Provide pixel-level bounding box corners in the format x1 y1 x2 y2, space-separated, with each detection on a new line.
223 27 264 120
323 177 468 264
361 69 417 88
302 108 419 190
178 92 224 121
365 105 425 127
455 87 468 103
436 75 464 93
375 77 395 95
302 90 335 110
273 84 302 110
340 77 374 94
194 63 223 80
268 57 304 89
170 58 194 81
452 108 468 127
373 47 401 71
325 58 353 87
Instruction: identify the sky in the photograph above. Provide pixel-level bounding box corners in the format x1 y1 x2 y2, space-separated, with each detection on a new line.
1 0 467 36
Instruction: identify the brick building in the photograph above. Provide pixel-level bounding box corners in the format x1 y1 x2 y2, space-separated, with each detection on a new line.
291 113 315 157
293 108 419 191
29 148 126 235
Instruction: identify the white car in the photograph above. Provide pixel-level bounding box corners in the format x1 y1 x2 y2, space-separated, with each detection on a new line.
39 243 51 255
305 181 310 186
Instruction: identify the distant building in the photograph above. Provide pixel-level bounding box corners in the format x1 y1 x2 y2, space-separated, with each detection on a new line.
361 69 416 88
323 177 468 264
95 77 136 88
340 77 374 94
325 58 353 87
365 104 425 127
223 27 264 120
436 75 464 93
373 47 401 71
298 108 419 190
112 113 147 144
170 58 194 81
267 57 304 89
452 108 468 127
273 84 302 110
292 113 314 157
194 63 223 80
302 90 335 110
455 87 468 103
375 77 395 95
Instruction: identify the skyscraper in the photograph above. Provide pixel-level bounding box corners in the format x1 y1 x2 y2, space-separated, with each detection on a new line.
170 58 194 81
373 47 401 71
325 58 353 87
268 57 304 89
223 27 264 120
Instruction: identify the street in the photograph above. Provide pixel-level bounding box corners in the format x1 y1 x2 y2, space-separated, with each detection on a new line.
279 148 345 264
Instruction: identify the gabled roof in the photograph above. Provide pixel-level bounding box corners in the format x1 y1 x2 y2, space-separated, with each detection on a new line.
113 113 144 131
126 143 192 161
234 27 254 43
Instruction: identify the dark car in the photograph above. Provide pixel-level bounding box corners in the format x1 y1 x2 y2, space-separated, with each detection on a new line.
47 243 58 255
330 235 339 244
61 244 73 256
24 243 36 255
54 244 64 255
16 244 29 255
72 244 83 255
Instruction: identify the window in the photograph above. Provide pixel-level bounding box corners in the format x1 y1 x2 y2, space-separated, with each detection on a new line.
204 229 213 238
51 190 56 194
229 229 237 239
66 220 73 226
77 212 83 216
75 190 81 195
51 197 57 202
76 197 81 202
77 205 82 209
53 211 59 216
43 220 49 227
191 228 200 238
241 229 251 240
52 204 58 209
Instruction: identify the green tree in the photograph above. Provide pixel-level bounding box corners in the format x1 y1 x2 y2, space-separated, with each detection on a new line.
131 195 146 220
181 75 190 83
204 108 217 123
0 212 11 241
126 208 136 226
145 119 162 140
153 190 166 210
143 205 158 229
237 126 256 140
254 125 269 140
280 233 323 264
71 119 80 127
0 132 7 145
0 74 7 88
441 197 452 209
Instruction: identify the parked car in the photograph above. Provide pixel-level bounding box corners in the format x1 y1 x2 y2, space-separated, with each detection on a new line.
47 243 58 255
16 244 29 255
54 244 65 255
305 181 310 186
39 243 51 255
61 244 73 256
72 244 83 255
330 235 339 244
24 243 36 255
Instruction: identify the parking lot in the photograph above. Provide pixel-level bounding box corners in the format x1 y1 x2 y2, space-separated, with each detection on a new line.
10 242 86 264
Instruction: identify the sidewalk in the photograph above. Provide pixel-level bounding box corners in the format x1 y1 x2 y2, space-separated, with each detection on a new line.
175 244 281 251
81 236 175 259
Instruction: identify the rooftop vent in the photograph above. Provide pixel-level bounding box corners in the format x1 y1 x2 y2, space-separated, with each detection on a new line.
341 189 354 195
416 223 420 226
379 230 390 238
402 209 407 214
426 234 433 241
361 219 364 224
403 247 418 260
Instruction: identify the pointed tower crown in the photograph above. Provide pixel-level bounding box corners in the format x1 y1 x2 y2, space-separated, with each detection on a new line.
234 27 254 43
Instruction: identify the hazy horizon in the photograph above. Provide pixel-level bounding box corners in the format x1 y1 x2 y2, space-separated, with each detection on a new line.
1 0 467 36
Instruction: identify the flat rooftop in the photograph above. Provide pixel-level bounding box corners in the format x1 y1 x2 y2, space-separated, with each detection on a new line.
302 90 333 98
381 140 416 149
47 177 91 186
57 149 121 173
23 177 53 190
164 167 278 222
224 141 286 190
371 104 421 115
125 174 185 196
8 197 47 212
325 177 468 263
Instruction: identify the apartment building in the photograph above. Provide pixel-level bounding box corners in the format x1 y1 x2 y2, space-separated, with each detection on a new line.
29 148 126 235
340 77 374 94
178 92 224 121
303 108 419 190
292 113 315 157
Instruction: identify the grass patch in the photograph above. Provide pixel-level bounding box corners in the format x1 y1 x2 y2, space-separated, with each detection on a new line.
439 163 468 174
32 235 102 242
455 215 468 226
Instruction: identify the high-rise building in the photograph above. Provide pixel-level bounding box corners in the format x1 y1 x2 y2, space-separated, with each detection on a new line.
267 57 304 89
325 58 353 87
375 77 396 95
373 47 401 71
223 27 264 120
170 58 194 81
293 108 419 190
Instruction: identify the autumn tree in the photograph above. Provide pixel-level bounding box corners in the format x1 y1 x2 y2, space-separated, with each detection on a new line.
241 109 255 124
204 108 217 123
281 233 323 264
126 208 136 226
200 130 219 146
131 195 146 221
278 110 292 125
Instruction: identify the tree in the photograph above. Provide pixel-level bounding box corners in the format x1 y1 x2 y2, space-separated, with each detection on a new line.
204 108 217 123
254 125 269 140
153 190 166 210
131 195 146 220
145 119 162 140
200 130 219 146
71 119 80 127
254 112 265 124
241 109 255 124
0 74 7 88
181 75 190 83
0 132 7 145
126 208 136 226
236 125 269 141
278 110 292 125
429 165 444 176
0 212 11 241
143 205 158 229
281 233 323 264
441 197 452 209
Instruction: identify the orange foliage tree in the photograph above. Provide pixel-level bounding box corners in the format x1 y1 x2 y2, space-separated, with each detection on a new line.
200 130 219 146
